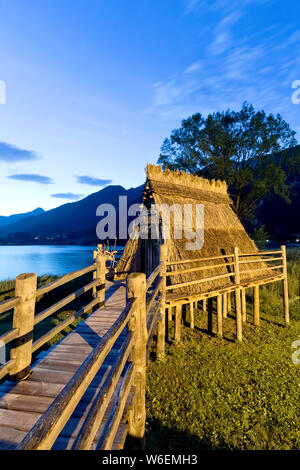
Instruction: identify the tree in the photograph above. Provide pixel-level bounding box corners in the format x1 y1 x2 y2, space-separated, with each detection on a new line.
158 103 297 222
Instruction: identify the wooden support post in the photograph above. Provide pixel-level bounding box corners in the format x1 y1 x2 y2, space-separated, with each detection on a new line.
281 245 290 326
207 298 213 334
227 292 232 314
10 273 37 381
127 273 147 449
174 305 182 341
203 298 207 314
189 302 194 329
157 244 167 358
253 285 260 326
217 294 223 337
241 288 246 322
233 247 242 342
222 292 227 318
96 252 106 308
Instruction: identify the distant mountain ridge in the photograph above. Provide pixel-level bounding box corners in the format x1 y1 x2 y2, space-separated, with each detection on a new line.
0 185 144 245
0 208 45 228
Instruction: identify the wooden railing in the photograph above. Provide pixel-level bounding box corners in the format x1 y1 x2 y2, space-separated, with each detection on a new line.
0 253 106 382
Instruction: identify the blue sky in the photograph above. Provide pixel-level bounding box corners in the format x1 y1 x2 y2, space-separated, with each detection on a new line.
0 0 299 215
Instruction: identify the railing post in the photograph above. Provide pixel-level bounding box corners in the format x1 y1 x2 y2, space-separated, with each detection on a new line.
96 252 106 308
10 273 37 381
233 247 242 342
157 244 167 359
127 273 147 449
281 245 289 326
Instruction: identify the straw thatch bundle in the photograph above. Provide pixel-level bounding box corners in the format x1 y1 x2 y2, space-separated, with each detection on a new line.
115 165 273 295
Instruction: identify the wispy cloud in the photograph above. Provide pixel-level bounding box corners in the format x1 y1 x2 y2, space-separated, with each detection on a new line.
51 192 84 201
8 174 53 184
184 61 202 74
0 142 39 162
75 176 112 186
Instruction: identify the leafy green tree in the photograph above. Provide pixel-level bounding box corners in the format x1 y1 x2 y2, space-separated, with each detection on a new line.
158 103 297 222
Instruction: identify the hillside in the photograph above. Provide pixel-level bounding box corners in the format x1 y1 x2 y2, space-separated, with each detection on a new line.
0 185 144 245
0 208 45 228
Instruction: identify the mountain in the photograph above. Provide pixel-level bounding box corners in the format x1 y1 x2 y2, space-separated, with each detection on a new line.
0 208 45 228
0 185 144 245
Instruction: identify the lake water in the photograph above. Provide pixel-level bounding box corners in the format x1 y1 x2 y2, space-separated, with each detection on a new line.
0 245 98 280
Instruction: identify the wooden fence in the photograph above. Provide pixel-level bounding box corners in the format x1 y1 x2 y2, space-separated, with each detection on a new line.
0 244 289 449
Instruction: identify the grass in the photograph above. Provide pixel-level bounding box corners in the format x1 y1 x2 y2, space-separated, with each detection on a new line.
145 251 300 450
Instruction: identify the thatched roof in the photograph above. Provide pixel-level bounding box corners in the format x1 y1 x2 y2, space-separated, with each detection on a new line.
116 165 271 295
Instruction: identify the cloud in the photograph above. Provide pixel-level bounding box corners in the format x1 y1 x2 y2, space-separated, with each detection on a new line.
0 141 39 162
8 174 53 184
184 61 202 74
51 192 84 201
75 176 112 186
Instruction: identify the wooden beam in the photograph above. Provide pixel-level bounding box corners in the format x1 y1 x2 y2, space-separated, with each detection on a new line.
222 292 227 318
281 245 290 326
190 302 194 329
10 273 37 381
217 294 223 338
127 273 147 449
174 305 182 341
253 285 260 326
233 247 242 342
241 288 246 322
157 244 167 359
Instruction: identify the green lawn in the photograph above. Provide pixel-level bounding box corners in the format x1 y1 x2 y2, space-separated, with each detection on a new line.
146 253 300 450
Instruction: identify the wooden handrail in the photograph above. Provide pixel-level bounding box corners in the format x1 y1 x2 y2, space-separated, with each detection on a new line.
167 261 234 276
34 278 98 325
73 334 134 450
0 359 14 381
0 296 19 315
36 263 96 297
238 256 283 264
146 264 161 290
166 253 234 266
166 272 233 291
98 362 135 450
0 327 19 346
17 298 134 450
32 297 99 353
146 278 163 314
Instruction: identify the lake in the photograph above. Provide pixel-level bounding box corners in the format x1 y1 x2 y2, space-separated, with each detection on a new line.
0 245 101 280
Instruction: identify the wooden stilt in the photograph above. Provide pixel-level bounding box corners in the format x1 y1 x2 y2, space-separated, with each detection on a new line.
222 292 227 318
281 245 290 326
217 294 223 337
174 305 182 341
190 302 194 329
241 288 246 322
156 244 167 358
203 298 207 314
233 247 242 342
253 285 260 326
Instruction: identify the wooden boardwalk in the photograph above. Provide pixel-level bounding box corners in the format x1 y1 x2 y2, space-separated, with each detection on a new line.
0 280 129 450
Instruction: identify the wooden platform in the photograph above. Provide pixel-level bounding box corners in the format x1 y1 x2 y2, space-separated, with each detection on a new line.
0 280 129 450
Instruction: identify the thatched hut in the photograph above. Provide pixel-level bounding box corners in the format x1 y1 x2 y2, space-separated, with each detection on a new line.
115 164 282 298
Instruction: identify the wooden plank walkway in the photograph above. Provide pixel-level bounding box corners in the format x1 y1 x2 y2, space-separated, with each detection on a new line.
0 280 129 450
